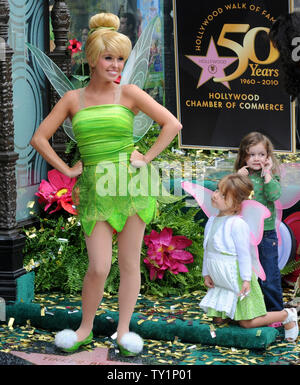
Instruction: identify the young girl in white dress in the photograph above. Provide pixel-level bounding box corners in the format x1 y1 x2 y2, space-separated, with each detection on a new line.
200 173 298 341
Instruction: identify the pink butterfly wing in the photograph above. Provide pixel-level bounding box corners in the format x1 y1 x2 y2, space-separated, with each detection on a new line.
182 182 270 280
240 200 271 281
275 163 300 245
181 181 219 217
249 239 266 281
277 163 300 209
240 200 271 244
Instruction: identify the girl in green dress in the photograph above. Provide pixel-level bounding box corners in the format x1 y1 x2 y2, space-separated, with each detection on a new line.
182 174 298 342
199 174 298 341
30 12 182 355
235 132 283 313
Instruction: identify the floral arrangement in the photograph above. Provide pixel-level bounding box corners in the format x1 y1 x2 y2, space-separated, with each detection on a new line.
68 38 82 54
144 227 194 280
30 162 198 287
24 170 204 295
35 169 77 215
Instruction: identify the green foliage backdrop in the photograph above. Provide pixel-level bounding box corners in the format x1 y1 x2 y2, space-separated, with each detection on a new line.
23 199 205 296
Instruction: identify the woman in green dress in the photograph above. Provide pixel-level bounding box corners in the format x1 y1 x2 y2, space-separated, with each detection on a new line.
30 12 182 355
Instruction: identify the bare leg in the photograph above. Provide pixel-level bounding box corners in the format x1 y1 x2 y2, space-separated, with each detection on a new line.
116 214 146 343
239 310 294 330
76 221 114 341
213 317 230 325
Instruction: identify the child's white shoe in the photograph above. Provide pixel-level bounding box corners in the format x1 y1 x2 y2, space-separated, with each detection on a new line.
283 308 299 342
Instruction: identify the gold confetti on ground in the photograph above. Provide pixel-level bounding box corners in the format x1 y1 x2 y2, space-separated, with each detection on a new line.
0 287 299 365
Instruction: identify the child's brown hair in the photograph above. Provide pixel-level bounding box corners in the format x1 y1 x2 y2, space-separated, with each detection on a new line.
234 132 279 174
219 173 253 214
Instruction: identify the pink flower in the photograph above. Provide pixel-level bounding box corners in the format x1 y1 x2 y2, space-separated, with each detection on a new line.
143 227 194 280
36 169 77 215
68 38 82 55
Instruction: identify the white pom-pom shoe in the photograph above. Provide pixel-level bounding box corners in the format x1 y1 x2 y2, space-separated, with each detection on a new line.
117 332 144 357
283 308 299 342
55 329 93 353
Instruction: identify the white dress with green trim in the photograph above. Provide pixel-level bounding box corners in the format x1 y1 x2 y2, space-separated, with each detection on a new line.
200 215 267 321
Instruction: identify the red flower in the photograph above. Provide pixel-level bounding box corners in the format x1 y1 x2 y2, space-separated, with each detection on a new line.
143 228 194 280
36 169 77 215
68 38 82 54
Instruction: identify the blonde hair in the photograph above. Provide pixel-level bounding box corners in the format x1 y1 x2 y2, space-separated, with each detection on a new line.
85 12 132 68
234 131 279 175
219 173 253 214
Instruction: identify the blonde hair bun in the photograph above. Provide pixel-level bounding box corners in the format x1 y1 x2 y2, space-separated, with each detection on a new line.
89 12 120 31
86 12 131 68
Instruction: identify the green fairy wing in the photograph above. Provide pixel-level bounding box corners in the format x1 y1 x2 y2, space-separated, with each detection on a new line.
26 42 77 142
26 43 74 97
62 118 75 142
120 16 160 142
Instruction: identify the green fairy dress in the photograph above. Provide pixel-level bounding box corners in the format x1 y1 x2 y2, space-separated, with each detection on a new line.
72 90 158 236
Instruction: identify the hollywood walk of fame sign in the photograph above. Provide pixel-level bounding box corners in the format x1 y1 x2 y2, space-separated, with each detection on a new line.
186 37 238 89
173 0 296 152
10 348 139 366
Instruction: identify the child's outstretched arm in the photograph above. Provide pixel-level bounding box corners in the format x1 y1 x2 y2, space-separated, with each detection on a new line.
231 218 252 296
263 174 281 202
260 157 281 200
202 217 215 289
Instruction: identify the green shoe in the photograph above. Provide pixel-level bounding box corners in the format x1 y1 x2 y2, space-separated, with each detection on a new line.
116 332 143 357
117 342 139 357
58 331 93 353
